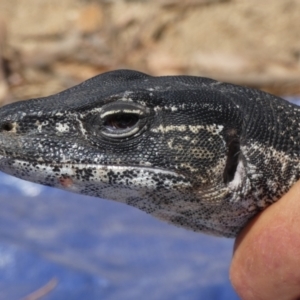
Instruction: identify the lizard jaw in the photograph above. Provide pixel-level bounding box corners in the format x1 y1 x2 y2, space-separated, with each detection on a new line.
0 155 251 237
0 156 192 200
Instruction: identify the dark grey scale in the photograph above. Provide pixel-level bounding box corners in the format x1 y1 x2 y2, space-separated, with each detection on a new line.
0 69 300 237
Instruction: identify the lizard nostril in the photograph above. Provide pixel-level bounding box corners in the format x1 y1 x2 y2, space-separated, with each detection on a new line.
1 122 14 132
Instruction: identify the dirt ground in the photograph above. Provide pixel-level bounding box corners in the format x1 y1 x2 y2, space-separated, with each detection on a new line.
0 0 300 105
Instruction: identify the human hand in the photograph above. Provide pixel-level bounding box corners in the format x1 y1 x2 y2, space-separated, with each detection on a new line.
230 180 300 300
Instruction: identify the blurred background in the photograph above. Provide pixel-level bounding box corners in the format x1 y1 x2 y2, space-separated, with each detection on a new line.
0 0 300 106
0 0 299 299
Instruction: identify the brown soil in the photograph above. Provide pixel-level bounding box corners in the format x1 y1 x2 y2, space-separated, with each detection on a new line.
0 0 300 105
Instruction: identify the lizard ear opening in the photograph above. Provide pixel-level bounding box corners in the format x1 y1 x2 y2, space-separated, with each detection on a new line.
223 136 240 184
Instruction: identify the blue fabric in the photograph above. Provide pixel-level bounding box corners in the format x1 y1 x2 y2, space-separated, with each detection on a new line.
0 174 239 300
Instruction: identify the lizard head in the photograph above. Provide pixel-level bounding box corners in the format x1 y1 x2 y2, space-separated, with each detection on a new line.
0 70 259 237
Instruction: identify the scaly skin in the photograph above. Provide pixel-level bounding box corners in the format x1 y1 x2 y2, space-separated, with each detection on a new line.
0 70 299 237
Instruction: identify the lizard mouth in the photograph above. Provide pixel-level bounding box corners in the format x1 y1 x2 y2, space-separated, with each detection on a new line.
0 155 192 193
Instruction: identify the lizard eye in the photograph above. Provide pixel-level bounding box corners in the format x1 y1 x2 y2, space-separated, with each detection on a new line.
98 101 149 139
101 112 142 138
103 113 139 130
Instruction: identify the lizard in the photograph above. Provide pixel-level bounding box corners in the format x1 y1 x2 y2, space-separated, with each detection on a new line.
0 69 299 238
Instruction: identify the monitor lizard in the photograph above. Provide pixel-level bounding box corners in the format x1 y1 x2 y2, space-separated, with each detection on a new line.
0 69 299 237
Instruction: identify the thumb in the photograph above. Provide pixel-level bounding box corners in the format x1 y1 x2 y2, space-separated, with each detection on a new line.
230 180 300 300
